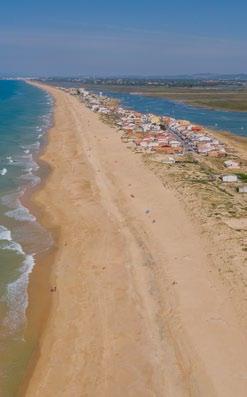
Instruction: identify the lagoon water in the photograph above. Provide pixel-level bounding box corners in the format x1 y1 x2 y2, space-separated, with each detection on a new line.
0 80 53 396
100 91 247 137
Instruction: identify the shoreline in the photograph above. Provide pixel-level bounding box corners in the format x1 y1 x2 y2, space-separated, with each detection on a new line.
0 80 55 397
17 87 60 396
22 83 247 396
17 112 58 396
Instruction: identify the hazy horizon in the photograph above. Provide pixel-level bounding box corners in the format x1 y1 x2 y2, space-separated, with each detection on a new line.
1 1 247 76
2 73 247 80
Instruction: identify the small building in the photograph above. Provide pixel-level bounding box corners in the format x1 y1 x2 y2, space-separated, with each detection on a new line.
224 160 240 169
208 150 226 158
191 125 203 132
150 115 161 124
197 135 212 142
156 146 183 154
169 140 181 148
197 143 213 154
91 105 99 112
221 174 238 183
237 185 247 193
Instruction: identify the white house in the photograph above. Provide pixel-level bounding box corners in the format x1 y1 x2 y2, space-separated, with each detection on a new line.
237 185 247 193
224 160 240 169
221 175 238 183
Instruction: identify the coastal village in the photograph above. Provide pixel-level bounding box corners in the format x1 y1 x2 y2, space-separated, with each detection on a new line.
64 87 247 195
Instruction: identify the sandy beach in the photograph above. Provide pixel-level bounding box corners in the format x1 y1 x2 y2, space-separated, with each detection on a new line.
24 83 247 397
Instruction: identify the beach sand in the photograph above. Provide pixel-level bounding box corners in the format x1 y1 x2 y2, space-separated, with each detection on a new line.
24 83 247 396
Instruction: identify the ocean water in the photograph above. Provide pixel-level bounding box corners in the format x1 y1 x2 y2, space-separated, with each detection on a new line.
99 91 247 137
0 80 53 396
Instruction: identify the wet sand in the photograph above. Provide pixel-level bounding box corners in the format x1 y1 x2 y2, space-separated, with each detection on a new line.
24 83 247 396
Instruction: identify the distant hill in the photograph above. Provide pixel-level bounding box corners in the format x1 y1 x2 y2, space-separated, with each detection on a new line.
189 74 247 81
1 73 247 81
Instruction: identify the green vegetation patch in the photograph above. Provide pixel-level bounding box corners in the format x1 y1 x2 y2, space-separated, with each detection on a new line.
235 173 247 181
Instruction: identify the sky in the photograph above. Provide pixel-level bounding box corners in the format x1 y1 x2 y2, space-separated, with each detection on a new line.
1 0 247 76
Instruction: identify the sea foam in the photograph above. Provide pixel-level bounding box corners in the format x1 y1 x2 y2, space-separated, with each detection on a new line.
0 225 12 241
1 191 23 209
0 232 35 332
11 153 39 172
4 254 35 332
0 168 7 176
20 172 41 187
0 240 25 256
6 156 14 164
6 206 36 223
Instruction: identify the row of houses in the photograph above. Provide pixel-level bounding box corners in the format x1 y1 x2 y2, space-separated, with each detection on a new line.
116 111 184 154
72 89 187 155
167 119 227 157
71 88 230 157
65 87 247 193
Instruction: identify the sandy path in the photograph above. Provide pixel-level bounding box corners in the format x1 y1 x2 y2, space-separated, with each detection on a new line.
25 84 247 397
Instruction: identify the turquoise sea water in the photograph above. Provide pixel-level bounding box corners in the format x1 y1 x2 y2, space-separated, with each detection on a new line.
0 80 53 396
98 91 247 137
